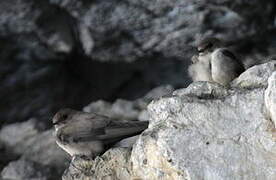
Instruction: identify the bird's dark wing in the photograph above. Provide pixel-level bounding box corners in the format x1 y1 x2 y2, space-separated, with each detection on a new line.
72 128 106 140
100 120 148 144
221 49 245 74
221 49 237 60
74 120 149 145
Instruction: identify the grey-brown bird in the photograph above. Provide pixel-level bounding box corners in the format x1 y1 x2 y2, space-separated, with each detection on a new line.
188 37 245 86
53 108 148 158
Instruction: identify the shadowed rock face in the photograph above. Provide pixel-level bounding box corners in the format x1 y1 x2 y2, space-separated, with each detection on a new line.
0 47 188 127
0 0 276 127
50 0 276 61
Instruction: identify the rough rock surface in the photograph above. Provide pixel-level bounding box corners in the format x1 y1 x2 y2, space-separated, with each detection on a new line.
265 71 276 128
50 0 276 62
132 61 276 180
63 148 132 180
232 61 276 88
1 158 52 180
62 61 276 180
0 119 69 179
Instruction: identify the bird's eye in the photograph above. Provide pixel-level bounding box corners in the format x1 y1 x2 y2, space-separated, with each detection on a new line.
205 43 213 49
198 42 214 53
53 112 69 125
61 114 68 120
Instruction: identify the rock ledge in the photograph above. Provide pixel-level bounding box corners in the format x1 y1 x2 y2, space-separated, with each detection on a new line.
64 61 276 180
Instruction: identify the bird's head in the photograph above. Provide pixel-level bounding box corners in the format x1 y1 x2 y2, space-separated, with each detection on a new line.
52 108 76 129
197 37 222 56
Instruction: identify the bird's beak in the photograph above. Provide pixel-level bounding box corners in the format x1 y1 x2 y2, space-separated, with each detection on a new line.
198 48 204 53
52 119 59 126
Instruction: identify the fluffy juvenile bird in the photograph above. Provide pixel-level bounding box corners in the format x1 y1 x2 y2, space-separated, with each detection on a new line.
53 108 148 158
188 37 245 86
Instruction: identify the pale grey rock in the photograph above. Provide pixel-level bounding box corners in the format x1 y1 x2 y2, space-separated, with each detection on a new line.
0 119 68 172
135 85 175 109
0 119 38 152
83 99 140 120
78 23 94 55
62 148 132 180
83 85 174 122
1 158 51 180
232 60 276 88
265 72 276 127
83 100 113 117
21 130 69 170
136 85 174 121
0 141 17 171
137 110 150 122
131 62 276 180
110 99 140 120
173 82 229 99
142 85 174 103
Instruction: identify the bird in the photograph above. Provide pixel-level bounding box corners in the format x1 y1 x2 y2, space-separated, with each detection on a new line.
52 108 148 158
188 37 245 86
